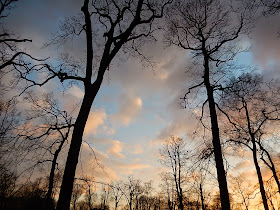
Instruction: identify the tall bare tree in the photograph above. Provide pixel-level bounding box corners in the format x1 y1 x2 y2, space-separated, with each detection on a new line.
164 0 246 208
38 1 172 209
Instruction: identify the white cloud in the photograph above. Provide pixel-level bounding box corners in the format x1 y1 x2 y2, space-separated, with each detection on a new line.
128 144 144 154
107 140 125 159
111 93 143 126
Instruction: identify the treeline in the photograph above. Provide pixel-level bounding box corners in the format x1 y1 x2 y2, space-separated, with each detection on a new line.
2 171 273 210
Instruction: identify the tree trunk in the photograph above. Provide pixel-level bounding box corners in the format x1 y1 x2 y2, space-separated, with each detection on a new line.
178 195 184 210
259 143 280 193
252 139 269 210
243 102 269 210
203 53 231 210
46 136 66 210
268 160 280 193
56 90 96 210
200 184 206 210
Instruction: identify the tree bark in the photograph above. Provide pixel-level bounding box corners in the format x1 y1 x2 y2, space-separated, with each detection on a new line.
203 51 231 210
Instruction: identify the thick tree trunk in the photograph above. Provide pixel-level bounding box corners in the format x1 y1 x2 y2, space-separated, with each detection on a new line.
203 53 231 210
206 86 231 210
56 90 96 210
56 1 103 209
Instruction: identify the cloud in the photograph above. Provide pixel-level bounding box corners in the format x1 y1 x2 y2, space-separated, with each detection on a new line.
111 93 142 126
78 142 152 182
78 143 119 181
118 163 151 170
128 144 144 155
107 140 125 159
234 160 252 170
84 109 107 136
251 15 280 79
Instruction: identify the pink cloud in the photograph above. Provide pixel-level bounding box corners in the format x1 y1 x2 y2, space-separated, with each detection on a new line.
84 109 107 136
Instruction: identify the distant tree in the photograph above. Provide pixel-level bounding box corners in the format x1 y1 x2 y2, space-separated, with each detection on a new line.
122 176 142 210
71 181 85 210
7 178 51 210
110 180 124 210
137 181 154 210
160 172 176 210
159 136 190 210
100 184 110 210
229 175 255 210
0 163 17 209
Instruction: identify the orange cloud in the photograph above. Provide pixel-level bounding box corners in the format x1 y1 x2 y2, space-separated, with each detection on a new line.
84 109 107 136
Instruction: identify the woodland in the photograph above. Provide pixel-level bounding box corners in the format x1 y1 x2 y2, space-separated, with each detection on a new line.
1 0 280 210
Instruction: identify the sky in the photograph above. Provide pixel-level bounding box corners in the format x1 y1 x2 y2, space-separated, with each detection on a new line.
4 0 280 191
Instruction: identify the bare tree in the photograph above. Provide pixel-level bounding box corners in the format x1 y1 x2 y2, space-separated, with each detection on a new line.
71 181 84 210
160 172 176 210
1 0 171 208
230 175 254 210
110 180 124 210
121 176 142 210
258 141 280 194
164 0 248 208
15 92 74 209
26 1 172 209
159 136 190 209
220 73 280 210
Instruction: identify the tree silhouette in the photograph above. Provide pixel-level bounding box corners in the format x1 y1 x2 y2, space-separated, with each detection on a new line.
35 1 172 209
220 73 280 210
164 0 246 209
159 136 190 209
